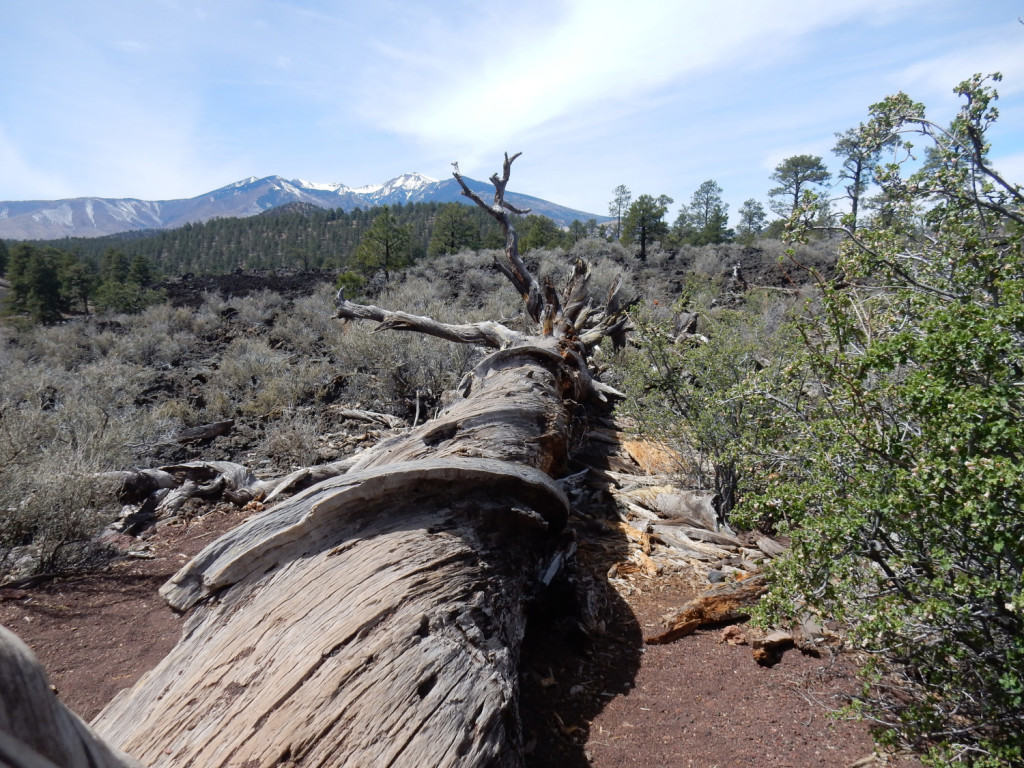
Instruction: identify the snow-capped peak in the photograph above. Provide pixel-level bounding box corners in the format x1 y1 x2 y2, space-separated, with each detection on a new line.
350 182 383 195
351 172 438 201
291 178 349 193
380 172 436 193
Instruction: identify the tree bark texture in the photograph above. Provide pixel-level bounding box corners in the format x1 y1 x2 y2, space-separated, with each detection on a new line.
91 341 583 767
1 153 629 767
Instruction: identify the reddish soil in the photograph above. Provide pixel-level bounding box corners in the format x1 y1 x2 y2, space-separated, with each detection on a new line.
1 511 920 768
0 507 251 719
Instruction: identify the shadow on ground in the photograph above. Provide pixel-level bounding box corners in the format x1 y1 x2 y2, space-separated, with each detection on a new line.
518 434 643 768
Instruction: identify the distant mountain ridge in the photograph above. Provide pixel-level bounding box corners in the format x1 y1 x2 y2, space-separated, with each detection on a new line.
0 173 604 240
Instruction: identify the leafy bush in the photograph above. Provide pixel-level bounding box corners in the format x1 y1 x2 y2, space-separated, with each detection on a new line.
737 75 1024 766
620 284 802 519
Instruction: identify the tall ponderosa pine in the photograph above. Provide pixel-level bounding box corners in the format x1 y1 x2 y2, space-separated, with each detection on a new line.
832 127 887 232
674 180 731 245
608 184 632 240
768 154 831 218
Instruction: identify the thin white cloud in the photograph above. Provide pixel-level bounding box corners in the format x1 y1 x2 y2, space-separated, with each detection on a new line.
898 30 1024 101
360 0 928 152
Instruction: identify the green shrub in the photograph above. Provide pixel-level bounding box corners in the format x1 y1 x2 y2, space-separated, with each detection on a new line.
93 281 164 314
335 270 367 299
738 75 1024 766
620 284 802 520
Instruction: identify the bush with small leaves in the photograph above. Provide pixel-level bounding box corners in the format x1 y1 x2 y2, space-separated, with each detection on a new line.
739 75 1024 766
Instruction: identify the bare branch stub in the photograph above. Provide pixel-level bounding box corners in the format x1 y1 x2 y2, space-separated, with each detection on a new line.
453 153 546 324
450 153 631 357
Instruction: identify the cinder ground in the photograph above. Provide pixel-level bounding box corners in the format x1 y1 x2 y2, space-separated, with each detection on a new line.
1 506 920 768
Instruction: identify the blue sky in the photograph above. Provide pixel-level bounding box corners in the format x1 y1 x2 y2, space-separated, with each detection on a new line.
2 1 1023 223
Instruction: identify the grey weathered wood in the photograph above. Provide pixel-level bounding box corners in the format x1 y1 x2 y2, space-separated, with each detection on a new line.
92 344 578 767
334 299 524 349
0 625 141 768
3 154 629 768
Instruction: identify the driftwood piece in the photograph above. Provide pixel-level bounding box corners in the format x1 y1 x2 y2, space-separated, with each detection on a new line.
755 534 788 558
0 625 141 768
649 490 719 530
751 629 795 666
174 419 234 444
645 574 767 645
651 521 742 548
334 299 523 349
331 406 406 429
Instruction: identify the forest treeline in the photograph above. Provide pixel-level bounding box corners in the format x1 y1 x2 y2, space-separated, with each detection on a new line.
0 141 853 324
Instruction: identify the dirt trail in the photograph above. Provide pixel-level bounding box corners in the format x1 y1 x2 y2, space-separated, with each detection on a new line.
1 506 920 768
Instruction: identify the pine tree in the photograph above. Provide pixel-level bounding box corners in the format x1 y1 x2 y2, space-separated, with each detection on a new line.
427 204 478 256
353 208 412 279
621 194 672 260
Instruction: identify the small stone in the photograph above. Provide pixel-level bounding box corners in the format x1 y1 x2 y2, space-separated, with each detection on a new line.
719 625 748 645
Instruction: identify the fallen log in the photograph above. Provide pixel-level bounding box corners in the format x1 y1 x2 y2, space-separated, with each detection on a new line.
0 153 630 767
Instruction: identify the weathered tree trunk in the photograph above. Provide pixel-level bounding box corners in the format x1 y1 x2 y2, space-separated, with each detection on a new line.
93 344 580 767
1 153 628 767
0 625 141 768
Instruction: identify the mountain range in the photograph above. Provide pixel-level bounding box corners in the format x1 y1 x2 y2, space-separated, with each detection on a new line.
0 174 603 240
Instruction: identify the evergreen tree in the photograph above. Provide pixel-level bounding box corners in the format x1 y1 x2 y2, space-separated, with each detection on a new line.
621 194 672 260
4 244 31 313
0 239 8 276
675 180 732 245
427 204 478 256
57 251 96 315
608 184 632 240
519 215 564 252
4 244 63 323
567 220 588 243
353 208 412 279
129 253 155 287
100 248 131 284
768 155 831 218
736 199 768 243
832 127 887 232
